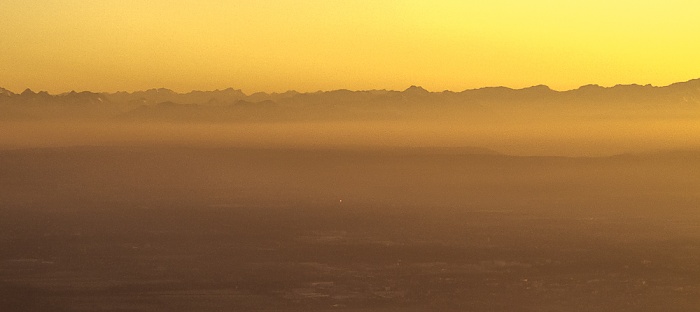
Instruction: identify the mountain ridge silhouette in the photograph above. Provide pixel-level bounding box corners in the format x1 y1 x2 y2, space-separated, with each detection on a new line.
2 78 699 97
1 78 699 121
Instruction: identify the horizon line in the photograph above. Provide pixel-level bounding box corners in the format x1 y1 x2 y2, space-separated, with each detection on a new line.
3 78 699 96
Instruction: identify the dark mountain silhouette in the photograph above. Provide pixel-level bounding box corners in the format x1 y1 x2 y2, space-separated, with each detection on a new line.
20 88 36 96
403 85 430 96
0 87 14 97
1 78 699 121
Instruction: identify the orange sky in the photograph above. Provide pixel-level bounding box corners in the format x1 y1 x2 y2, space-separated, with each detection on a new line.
1 1 699 93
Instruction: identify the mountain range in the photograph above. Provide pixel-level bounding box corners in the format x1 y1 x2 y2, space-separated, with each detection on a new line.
1 79 699 122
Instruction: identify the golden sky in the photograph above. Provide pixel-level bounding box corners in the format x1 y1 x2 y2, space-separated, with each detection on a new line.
1 0 699 93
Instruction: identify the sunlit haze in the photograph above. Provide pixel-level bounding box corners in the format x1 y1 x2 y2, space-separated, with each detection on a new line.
3 2 700 311
2 0 699 93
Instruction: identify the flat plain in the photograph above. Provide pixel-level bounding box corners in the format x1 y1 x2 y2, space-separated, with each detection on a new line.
1 146 699 311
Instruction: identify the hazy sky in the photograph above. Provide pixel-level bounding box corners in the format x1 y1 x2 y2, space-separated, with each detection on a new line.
1 1 698 93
